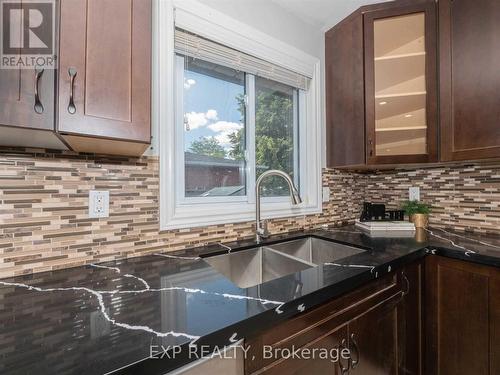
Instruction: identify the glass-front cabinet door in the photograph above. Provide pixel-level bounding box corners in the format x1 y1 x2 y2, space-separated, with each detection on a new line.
364 3 437 164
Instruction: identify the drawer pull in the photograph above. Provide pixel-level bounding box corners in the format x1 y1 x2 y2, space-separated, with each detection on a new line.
402 273 410 296
338 338 351 374
350 333 360 369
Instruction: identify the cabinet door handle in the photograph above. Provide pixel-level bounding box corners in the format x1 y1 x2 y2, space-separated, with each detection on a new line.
350 333 360 369
34 67 44 114
368 139 374 157
402 273 410 296
338 339 350 374
67 67 77 114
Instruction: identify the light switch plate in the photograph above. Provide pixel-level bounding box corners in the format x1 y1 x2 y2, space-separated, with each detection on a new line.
89 190 109 218
322 187 330 203
409 187 420 201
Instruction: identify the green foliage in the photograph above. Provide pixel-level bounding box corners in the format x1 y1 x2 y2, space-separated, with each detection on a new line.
227 127 245 160
189 136 226 158
401 200 432 216
232 88 295 195
254 91 294 173
188 84 295 196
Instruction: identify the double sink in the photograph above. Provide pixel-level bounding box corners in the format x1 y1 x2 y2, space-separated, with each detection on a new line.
203 237 366 288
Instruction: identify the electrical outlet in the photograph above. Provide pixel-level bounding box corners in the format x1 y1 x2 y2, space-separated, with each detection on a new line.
322 187 330 203
89 190 109 218
409 187 420 201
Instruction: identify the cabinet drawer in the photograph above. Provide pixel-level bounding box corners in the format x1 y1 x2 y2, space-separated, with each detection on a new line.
245 271 405 374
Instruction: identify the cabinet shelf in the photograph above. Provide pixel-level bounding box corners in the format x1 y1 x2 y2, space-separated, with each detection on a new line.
374 51 425 61
375 92 426 99
376 126 427 132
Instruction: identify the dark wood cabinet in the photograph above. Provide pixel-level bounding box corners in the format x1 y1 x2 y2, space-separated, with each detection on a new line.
364 2 438 165
439 0 500 161
0 63 67 149
57 0 152 155
327 0 500 167
0 0 151 155
425 256 500 375
325 11 365 168
0 67 54 131
325 1 437 168
245 261 422 374
0 0 56 139
256 326 347 375
347 296 399 375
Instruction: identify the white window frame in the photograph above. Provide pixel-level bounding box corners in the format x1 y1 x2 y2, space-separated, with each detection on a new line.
156 0 322 230
175 54 248 205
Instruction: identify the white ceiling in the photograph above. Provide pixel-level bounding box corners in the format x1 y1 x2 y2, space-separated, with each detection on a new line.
270 0 391 31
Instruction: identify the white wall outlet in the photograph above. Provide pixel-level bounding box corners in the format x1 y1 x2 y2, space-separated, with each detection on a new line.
322 187 330 203
409 187 420 201
89 190 109 218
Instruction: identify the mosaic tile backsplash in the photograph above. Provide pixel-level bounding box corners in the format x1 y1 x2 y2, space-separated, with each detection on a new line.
364 163 500 234
0 149 364 278
1 149 499 278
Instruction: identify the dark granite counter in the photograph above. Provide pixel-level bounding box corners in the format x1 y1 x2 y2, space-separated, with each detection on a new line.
0 225 499 375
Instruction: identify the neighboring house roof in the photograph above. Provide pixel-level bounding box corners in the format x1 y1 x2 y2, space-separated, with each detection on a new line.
184 152 269 169
184 152 243 168
201 185 245 196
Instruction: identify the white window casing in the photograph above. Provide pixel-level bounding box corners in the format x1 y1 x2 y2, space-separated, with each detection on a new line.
155 0 323 230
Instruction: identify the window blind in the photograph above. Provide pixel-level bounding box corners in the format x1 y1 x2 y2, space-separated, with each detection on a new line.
174 29 311 91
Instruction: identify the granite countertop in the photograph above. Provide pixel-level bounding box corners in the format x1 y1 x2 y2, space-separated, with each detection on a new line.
0 225 499 375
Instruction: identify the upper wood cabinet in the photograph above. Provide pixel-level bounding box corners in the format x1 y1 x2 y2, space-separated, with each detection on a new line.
0 60 67 150
0 0 152 156
326 1 438 168
0 68 54 131
364 3 438 165
439 0 500 161
325 12 365 167
327 0 500 167
57 0 152 156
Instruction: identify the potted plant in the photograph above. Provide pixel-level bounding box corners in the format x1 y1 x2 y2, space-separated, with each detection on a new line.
401 200 431 228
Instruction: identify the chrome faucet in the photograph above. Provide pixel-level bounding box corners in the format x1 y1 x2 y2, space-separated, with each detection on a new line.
255 170 302 241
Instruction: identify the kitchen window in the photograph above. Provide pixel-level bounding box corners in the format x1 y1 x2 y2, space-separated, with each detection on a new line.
157 2 322 229
176 57 302 205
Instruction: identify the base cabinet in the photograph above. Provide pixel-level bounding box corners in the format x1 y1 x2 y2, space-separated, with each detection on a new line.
348 299 399 375
245 261 422 375
255 327 348 375
425 256 500 375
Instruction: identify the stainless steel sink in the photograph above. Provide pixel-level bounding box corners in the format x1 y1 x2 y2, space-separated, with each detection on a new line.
267 237 366 265
203 237 366 288
203 247 314 288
